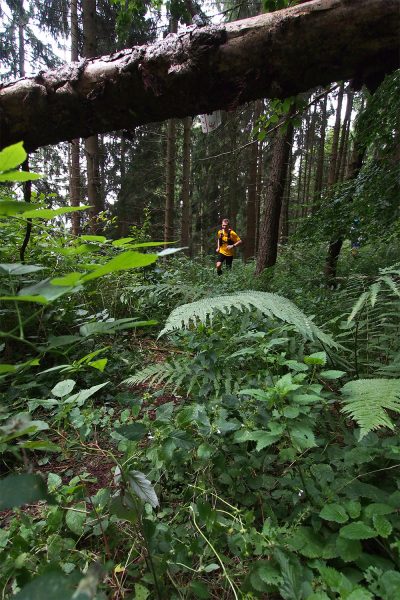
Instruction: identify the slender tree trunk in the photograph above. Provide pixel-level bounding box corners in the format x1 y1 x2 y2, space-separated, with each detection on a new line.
245 100 262 260
255 137 263 251
255 111 294 275
227 112 239 228
325 95 366 284
83 0 103 233
304 104 317 214
313 92 328 210
164 118 177 244
180 117 191 251
279 131 294 244
337 89 354 181
327 82 344 187
69 0 81 236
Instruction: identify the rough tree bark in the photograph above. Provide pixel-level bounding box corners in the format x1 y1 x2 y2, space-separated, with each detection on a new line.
83 0 103 232
244 100 262 260
0 0 398 151
69 0 81 236
255 110 294 275
313 91 328 209
180 116 191 252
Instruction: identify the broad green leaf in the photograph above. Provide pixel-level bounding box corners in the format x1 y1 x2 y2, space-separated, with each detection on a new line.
339 521 376 539
0 294 48 304
19 278 76 302
364 503 394 518
13 570 80 600
59 244 92 257
110 494 138 524
0 141 26 171
128 470 159 508
0 363 17 374
65 501 86 535
320 370 346 379
19 440 61 452
51 272 83 287
66 382 108 406
82 251 157 282
378 571 400 599
0 200 43 216
79 318 156 337
233 428 283 450
304 352 327 366
22 205 90 219
203 563 220 573
0 170 42 182
345 500 361 519
257 562 282 585
116 423 147 441
335 536 362 562
88 358 107 372
190 580 210 599
134 583 150 600
346 590 374 600
52 379 76 398
79 235 107 243
373 515 392 537
0 473 50 509
320 503 349 524
0 263 44 275
289 424 317 450
47 473 63 492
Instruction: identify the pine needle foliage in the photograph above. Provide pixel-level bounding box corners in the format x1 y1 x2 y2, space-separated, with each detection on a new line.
158 291 337 347
341 378 400 439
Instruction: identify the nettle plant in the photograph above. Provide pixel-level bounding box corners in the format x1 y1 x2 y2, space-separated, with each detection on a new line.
0 143 177 598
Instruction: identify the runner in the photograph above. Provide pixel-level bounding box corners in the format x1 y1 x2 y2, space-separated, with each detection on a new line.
216 218 242 275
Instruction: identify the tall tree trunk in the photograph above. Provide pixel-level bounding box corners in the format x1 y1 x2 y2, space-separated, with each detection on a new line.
180 116 191 252
304 104 317 214
255 111 294 275
245 100 262 260
83 0 103 233
337 89 354 181
227 112 239 228
279 130 294 244
327 82 344 187
255 137 263 251
313 91 328 210
70 0 81 236
325 94 366 284
164 118 177 244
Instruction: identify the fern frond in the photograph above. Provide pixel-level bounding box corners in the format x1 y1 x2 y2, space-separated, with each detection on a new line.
122 363 174 388
159 291 337 347
341 378 400 439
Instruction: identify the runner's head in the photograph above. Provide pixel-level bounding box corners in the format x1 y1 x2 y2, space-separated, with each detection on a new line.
221 218 229 230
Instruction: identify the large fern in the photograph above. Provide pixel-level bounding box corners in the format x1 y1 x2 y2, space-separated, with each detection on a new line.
340 378 400 439
158 291 337 347
123 358 192 392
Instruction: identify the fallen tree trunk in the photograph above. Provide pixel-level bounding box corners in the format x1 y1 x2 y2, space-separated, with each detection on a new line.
0 0 398 151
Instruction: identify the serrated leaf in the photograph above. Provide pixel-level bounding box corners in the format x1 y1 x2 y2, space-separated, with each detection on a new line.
128 470 159 508
0 473 50 509
335 536 362 562
289 424 317 450
320 370 346 380
364 503 394 518
304 352 327 365
320 503 349 523
339 521 376 539
373 515 392 537
65 501 86 535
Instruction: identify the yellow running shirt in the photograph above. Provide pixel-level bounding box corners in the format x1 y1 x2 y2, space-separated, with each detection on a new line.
217 229 241 257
